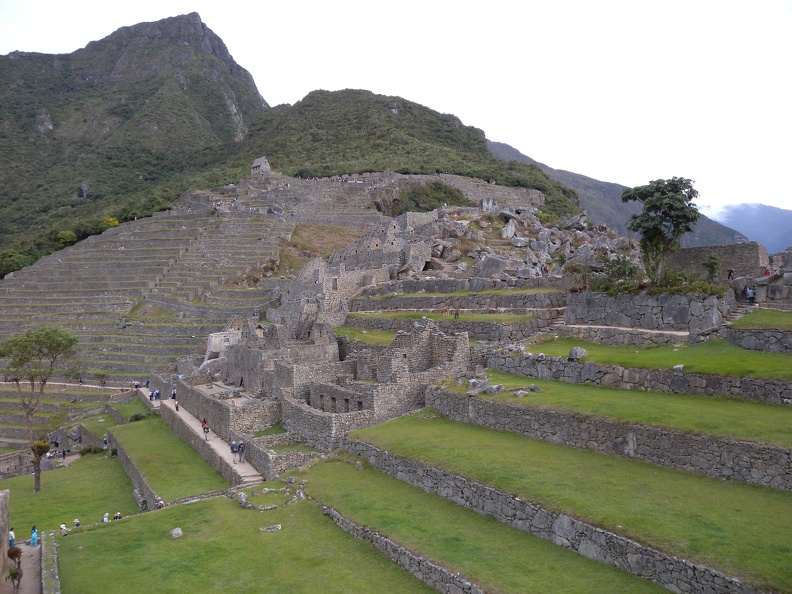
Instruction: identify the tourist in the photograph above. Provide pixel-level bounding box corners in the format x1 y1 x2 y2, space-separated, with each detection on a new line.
203 424 210 440
8 527 14 548
113 512 122 520
175 400 179 412
727 268 734 280
231 441 238 463
238 441 246 464
73 519 80 528
154 498 165 510
30 526 38 547
59 524 68 536
747 286 756 305
171 388 176 399
102 513 109 523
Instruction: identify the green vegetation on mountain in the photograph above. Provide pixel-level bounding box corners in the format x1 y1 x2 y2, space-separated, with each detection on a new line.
242 89 579 218
1 28 579 275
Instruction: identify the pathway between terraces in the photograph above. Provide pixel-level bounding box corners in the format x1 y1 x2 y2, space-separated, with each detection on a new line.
148 394 263 487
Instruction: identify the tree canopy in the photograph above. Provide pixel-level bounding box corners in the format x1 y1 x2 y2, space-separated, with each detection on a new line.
621 177 700 282
0 326 79 491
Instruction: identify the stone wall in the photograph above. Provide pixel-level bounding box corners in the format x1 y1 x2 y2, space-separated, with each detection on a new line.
666 242 770 280
346 315 543 342
0 489 8 564
111 432 157 509
720 327 792 353
350 289 567 313
488 352 792 405
342 439 750 594
557 324 689 346
426 389 792 491
319 502 483 594
159 403 248 486
0 451 30 480
564 291 735 333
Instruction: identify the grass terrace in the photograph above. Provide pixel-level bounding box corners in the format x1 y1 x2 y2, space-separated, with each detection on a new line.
361 286 563 298
302 460 664 593
729 307 792 330
333 326 396 345
4 452 140 530
57 495 435 594
446 370 792 448
348 312 537 323
111 416 228 500
349 412 792 593
112 398 151 420
531 337 792 381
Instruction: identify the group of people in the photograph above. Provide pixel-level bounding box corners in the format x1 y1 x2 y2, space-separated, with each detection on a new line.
101 512 122 522
8 526 37 548
230 440 246 464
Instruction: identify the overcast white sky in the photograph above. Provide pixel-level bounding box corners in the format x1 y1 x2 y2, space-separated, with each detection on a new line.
1 0 790 218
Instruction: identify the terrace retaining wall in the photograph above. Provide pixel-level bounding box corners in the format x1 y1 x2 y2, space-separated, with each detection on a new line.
720 327 792 353
319 501 483 594
346 315 543 342
426 389 792 491
342 439 753 594
487 353 792 405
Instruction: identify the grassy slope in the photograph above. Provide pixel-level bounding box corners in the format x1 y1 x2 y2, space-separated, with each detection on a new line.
462 370 792 448
3 453 140 531
303 460 663 593
729 307 792 330
532 337 792 380
57 495 434 594
111 416 228 500
350 412 792 592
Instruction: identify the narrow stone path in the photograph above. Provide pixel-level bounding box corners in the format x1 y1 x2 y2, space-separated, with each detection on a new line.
158 399 263 487
0 543 41 594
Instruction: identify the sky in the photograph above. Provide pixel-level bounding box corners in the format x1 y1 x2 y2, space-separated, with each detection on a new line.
1 0 790 219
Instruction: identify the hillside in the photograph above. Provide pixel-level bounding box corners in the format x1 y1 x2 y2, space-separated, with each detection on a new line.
0 12 268 269
488 140 750 248
711 203 792 254
0 14 579 276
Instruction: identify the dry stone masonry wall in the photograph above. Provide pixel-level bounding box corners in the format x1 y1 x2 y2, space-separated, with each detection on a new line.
426 389 792 491
342 439 752 594
489 352 792 405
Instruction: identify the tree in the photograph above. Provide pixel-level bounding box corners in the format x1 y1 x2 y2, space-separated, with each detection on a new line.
621 177 700 282
0 327 79 492
703 253 721 282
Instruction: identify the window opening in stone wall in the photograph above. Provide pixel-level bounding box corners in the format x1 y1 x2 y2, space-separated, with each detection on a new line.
344 398 350 412
332 278 338 290
319 394 324 411
357 400 363 411
330 397 336 412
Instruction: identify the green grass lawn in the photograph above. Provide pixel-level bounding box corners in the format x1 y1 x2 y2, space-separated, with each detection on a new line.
57 495 435 594
254 425 287 437
334 325 396 345
349 311 537 323
729 307 792 330
79 412 118 436
111 416 228 500
2 453 140 533
362 287 562 298
112 397 150 420
532 337 792 380
451 370 792 448
349 412 792 593
303 460 663 593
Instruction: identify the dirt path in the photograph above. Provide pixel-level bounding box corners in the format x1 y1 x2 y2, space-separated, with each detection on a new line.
0 543 41 594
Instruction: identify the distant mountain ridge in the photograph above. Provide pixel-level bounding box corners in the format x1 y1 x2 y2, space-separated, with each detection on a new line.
488 141 751 249
710 204 792 254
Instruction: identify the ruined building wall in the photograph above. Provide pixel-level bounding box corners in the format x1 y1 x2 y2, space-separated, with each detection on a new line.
666 242 770 279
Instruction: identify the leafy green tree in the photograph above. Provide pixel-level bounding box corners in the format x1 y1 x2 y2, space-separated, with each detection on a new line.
703 253 721 282
621 177 700 282
0 327 79 492
0 249 34 278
